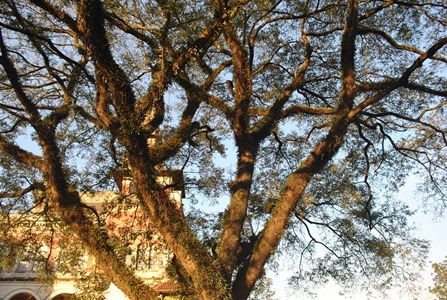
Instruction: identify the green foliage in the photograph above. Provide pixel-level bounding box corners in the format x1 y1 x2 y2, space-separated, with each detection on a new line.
0 0 446 299
248 275 276 300
71 271 110 300
431 257 447 300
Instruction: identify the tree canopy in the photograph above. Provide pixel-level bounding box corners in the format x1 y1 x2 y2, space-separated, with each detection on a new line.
0 0 446 299
431 256 447 300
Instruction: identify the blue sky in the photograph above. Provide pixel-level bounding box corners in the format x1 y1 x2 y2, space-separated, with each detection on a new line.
272 174 447 300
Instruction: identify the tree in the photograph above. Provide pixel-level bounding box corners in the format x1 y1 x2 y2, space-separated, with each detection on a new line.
431 257 447 300
0 0 446 299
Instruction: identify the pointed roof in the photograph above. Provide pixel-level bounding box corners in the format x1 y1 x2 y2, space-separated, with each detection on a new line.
152 281 180 293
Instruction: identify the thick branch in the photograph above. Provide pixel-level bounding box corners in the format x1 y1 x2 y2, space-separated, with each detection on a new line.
123 134 231 300
149 83 201 163
232 2 359 297
349 37 447 119
29 0 80 34
0 29 41 122
218 0 252 136
36 124 157 300
0 183 44 199
79 0 138 129
105 12 159 51
213 1 258 279
251 17 313 143
357 28 447 64
339 0 359 112
0 137 43 170
233 113 351 299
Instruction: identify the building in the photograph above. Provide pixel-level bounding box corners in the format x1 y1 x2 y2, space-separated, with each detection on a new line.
0 163 186 300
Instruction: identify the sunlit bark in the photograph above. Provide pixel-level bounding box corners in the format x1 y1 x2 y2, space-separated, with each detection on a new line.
1 1 446 299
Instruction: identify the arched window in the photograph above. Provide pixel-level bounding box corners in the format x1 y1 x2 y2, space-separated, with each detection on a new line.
51 293 73 300
8 293 37 300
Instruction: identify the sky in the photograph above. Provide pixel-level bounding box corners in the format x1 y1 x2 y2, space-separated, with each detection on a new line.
15 119 447 300
180 137 447 300
271 175 447 300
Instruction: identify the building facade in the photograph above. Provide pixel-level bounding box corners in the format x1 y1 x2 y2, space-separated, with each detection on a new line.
0 166 186 300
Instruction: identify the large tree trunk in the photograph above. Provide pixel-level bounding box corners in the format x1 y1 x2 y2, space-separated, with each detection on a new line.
122 133 232 300
38 130 158 300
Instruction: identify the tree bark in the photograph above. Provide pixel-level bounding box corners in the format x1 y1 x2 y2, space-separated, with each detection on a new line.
37 129 159 300
233 1 360 297
122 133 232 300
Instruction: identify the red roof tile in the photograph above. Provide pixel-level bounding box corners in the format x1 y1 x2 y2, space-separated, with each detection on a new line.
153 282 180 292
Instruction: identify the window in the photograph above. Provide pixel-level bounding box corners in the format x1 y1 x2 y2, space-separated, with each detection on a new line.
16 260 33 272
134 243 162 271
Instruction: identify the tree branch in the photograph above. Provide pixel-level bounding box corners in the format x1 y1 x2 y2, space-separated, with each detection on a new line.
0 183 44 199
250 15 313 143
0 136 43 172
232 2 360 297
0 28 41 122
